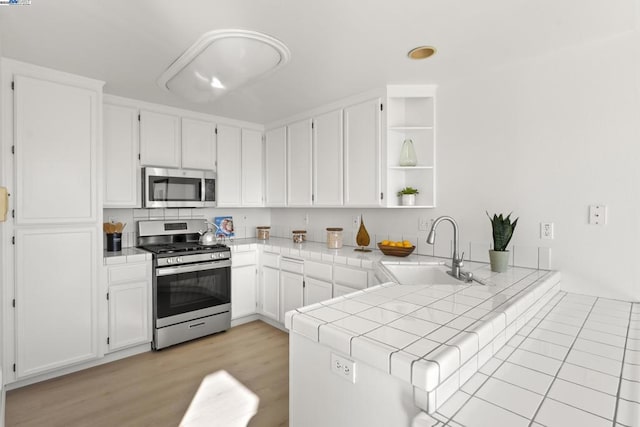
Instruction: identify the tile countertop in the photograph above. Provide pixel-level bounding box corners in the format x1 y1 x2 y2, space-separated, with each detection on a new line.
415 292 640 427
285 260 561 414
103 247 152 265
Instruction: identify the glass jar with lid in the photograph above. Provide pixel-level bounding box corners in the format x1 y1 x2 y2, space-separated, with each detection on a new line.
292 230 306 243
256 226 270 240
326 227 343 249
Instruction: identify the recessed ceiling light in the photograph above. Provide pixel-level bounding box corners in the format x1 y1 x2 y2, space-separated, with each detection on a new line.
408 46 437 60
158 29 291 103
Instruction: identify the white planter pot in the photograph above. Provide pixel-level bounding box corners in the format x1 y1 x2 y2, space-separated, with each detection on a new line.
489 250 510 272
401 194 416 206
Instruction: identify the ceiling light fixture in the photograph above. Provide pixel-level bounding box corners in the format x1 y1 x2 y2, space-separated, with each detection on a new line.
158 29 291 103
407 46 437 60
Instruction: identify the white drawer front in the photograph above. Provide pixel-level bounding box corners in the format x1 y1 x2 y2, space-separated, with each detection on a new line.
261 251 280 268
333 265 367 289
280 257 304 274
108 262 149 285
232 251 256 267
305 260 332 281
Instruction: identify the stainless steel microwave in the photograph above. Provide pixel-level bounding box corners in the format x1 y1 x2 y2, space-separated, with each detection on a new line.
143 167 216 208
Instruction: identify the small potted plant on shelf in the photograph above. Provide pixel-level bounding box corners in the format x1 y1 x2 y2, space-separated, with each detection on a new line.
397 187 419 206
487 212 518 272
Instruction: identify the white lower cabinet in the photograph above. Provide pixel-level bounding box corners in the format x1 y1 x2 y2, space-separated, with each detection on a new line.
15 227 100 378
231 250 258 320
303 277 332 306
280 270 304 323
106 260 152 352
260 266 280 321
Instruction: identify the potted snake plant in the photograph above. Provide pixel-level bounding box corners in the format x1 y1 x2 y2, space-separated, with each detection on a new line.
487 212 518 272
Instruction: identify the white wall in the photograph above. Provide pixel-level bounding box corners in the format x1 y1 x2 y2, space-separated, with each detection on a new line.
435 25 640 301
272 21 640 301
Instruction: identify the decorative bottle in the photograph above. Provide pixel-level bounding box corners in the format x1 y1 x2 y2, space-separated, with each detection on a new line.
399 139 417 166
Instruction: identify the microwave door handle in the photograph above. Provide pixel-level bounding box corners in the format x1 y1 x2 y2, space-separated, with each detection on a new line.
156 259 231 276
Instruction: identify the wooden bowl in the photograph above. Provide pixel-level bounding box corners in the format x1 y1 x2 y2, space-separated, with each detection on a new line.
377 243 415 257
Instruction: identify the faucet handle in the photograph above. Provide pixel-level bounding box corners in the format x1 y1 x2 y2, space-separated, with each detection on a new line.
456 252 465 267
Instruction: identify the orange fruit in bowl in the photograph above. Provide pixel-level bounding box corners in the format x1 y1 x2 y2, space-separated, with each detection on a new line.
403 241 413 248
387 242 397 247
381 240 390 246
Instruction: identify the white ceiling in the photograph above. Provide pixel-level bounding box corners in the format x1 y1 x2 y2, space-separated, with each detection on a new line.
0 0 633 124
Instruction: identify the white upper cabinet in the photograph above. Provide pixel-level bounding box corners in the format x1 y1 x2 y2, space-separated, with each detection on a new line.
216 124 242 206
313 109 343 206
343 98 382 207
264 126 287 207
241 129 264 206
287 119 313 206
139 110 181 168
181 117 216 171
103 103 140 208
14 74 100 224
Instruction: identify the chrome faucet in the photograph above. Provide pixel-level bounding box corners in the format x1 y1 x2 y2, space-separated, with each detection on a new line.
427 216 473 283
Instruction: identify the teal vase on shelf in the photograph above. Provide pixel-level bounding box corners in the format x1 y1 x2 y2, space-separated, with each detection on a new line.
399 139 417 166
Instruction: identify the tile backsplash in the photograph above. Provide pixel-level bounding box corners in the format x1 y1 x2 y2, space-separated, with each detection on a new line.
104 207 552 269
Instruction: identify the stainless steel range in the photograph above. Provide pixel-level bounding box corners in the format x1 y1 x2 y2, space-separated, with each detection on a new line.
138 219 231 350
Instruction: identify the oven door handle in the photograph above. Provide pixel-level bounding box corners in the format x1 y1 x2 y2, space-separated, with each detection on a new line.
156 259 231 276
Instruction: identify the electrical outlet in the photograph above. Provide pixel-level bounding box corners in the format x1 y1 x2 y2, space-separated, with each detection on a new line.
589 205 606 225
540 222 554 239
331 353 356 383
418 217 431 231
304 213 309 225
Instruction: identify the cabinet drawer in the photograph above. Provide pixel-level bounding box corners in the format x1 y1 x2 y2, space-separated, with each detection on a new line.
232 251 256 267
280 257 304 274
261 251 280 268
108 262 149 285
305 260 332 281
333 265 367 290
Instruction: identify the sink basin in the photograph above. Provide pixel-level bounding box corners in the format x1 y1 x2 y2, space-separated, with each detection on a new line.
383 264 462 285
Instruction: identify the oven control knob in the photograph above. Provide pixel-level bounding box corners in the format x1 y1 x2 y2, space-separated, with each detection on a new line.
176 257 183 263
166 258 173 264
211 253 216 259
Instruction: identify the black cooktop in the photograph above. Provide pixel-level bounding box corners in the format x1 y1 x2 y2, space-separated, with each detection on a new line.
139 242 228 255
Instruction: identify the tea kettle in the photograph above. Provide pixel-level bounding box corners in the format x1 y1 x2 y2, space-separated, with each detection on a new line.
199 222 218 246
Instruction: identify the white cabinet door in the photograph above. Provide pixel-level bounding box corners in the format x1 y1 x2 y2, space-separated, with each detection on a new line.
139 110 181 168
303 277 332 307
313 109 343 206
14 75 98 224
181 117 216 171
15 227 99 378
287 119 313 206
216 124 242 206
344 98 382 206
280 271 304 322
241 129 263 207
264 127 287 207
108 281 150 351
260 266 280 321
231 264 257 319
103 103 140 208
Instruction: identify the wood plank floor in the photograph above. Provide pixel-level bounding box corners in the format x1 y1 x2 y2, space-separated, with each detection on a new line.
5 321 289 427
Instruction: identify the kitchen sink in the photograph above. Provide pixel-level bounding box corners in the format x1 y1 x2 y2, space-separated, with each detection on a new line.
382 263 462 286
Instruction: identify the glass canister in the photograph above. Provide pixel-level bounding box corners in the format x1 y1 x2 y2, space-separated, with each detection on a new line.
326 227 343 249
256 226 270 240
292 230 306 243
